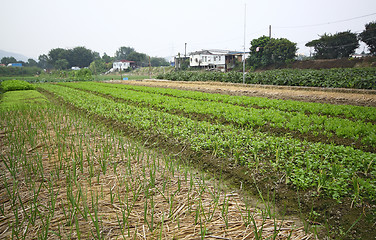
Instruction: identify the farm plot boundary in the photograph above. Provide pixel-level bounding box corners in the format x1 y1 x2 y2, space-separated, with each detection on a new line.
37 83 376 239
1 102 314 239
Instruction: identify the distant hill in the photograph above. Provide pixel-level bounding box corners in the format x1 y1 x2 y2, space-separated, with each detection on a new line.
0 49 29 62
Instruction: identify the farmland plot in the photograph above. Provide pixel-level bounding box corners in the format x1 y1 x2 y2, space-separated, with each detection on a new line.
0 99 311 238
35 82 376 239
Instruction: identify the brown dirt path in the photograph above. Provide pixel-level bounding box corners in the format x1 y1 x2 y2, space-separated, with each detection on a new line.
112 79 376 107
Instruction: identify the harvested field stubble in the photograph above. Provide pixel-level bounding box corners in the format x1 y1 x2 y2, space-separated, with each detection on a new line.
0 106 312 239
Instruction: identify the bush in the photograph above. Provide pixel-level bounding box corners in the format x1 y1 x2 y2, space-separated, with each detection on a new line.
74 68 93 81
1 80 35 91
0 66 42 77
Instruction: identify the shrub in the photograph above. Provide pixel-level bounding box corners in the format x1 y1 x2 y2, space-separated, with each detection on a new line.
0 66 42 77
74 68 93 81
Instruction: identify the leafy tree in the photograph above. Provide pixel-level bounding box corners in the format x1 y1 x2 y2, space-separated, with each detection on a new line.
89 59 111 74
26 58 38 67
55 59 69 70
127 51 148 66
150 57 169 67
263 38 297 65
248 36 270 68
306 31 359 59
38 54 50 69
248 36 297 68
115 46 135 60
1 56 17 65
48 48 68 66
359 21 376 55
93 51 101 61
102 52 113 63
67 46 95 68
47 46 95 69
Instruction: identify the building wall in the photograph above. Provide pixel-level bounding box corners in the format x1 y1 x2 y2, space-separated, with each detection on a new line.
190 54 225 67
113 61 130 70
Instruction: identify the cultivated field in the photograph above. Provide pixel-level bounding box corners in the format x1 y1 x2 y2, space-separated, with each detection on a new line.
1 78 375 239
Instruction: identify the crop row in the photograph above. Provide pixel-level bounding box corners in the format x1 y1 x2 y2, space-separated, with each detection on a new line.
39 83 376 202
94 82 376 122
1 79 35 91
59 82 376 148
3 103 288 239
157 68 376 90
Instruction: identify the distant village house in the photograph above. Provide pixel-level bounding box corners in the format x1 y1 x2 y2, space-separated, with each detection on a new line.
113 60 136 71
175 50 244 72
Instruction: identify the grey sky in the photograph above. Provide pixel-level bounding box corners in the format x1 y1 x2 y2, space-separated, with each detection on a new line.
1 0 375 60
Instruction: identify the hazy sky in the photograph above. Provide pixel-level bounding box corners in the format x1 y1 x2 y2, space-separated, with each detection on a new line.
1 0 375 60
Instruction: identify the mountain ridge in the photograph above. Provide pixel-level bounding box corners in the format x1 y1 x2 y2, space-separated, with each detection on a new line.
0 49 30 62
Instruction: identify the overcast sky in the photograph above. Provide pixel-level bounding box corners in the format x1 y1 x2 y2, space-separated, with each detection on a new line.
1 0 375 60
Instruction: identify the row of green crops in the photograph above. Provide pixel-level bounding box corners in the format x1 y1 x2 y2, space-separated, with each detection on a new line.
1 98 312 239
58 82 376 148
99 82 376 122
0 90 49 110
157 68 376 89
38 83 376 202
1 79 35 91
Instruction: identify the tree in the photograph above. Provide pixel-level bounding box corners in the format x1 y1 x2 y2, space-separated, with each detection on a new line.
48 48 68 66
26 58 38 67
67 46 95 68
306 31 359 59
248 36 297 68
115 46 135 60
1 56 17 65
150 57 169 67
47 46 95 69
89 59 111 74
127 51 148 66
55 59 69 70
102 52 113 63
263 38 297 65
359 21 376 55
38 54 50 69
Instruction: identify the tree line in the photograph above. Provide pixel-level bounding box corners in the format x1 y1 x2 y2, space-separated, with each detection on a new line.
2 21 375 73
247 21 376 69
1 46 170 73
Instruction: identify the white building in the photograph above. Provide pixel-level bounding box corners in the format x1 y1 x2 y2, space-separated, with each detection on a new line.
189 50 244 72
113 60 135 70
190 50 226 68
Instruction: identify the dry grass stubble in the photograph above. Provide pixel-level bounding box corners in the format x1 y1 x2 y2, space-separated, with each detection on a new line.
0 107 312 239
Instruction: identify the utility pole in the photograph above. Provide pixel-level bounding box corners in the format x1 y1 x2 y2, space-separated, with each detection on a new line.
148 56 151 79
185 43 187 57
269 25 272 38
243 3 246 84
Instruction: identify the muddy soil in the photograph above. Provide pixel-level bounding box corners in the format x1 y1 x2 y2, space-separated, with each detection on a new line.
111 79 376 107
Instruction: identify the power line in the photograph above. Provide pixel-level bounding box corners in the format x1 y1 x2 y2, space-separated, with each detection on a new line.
275 12 376 29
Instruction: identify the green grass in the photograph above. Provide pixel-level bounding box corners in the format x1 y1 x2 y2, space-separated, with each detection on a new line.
0 90 49 110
